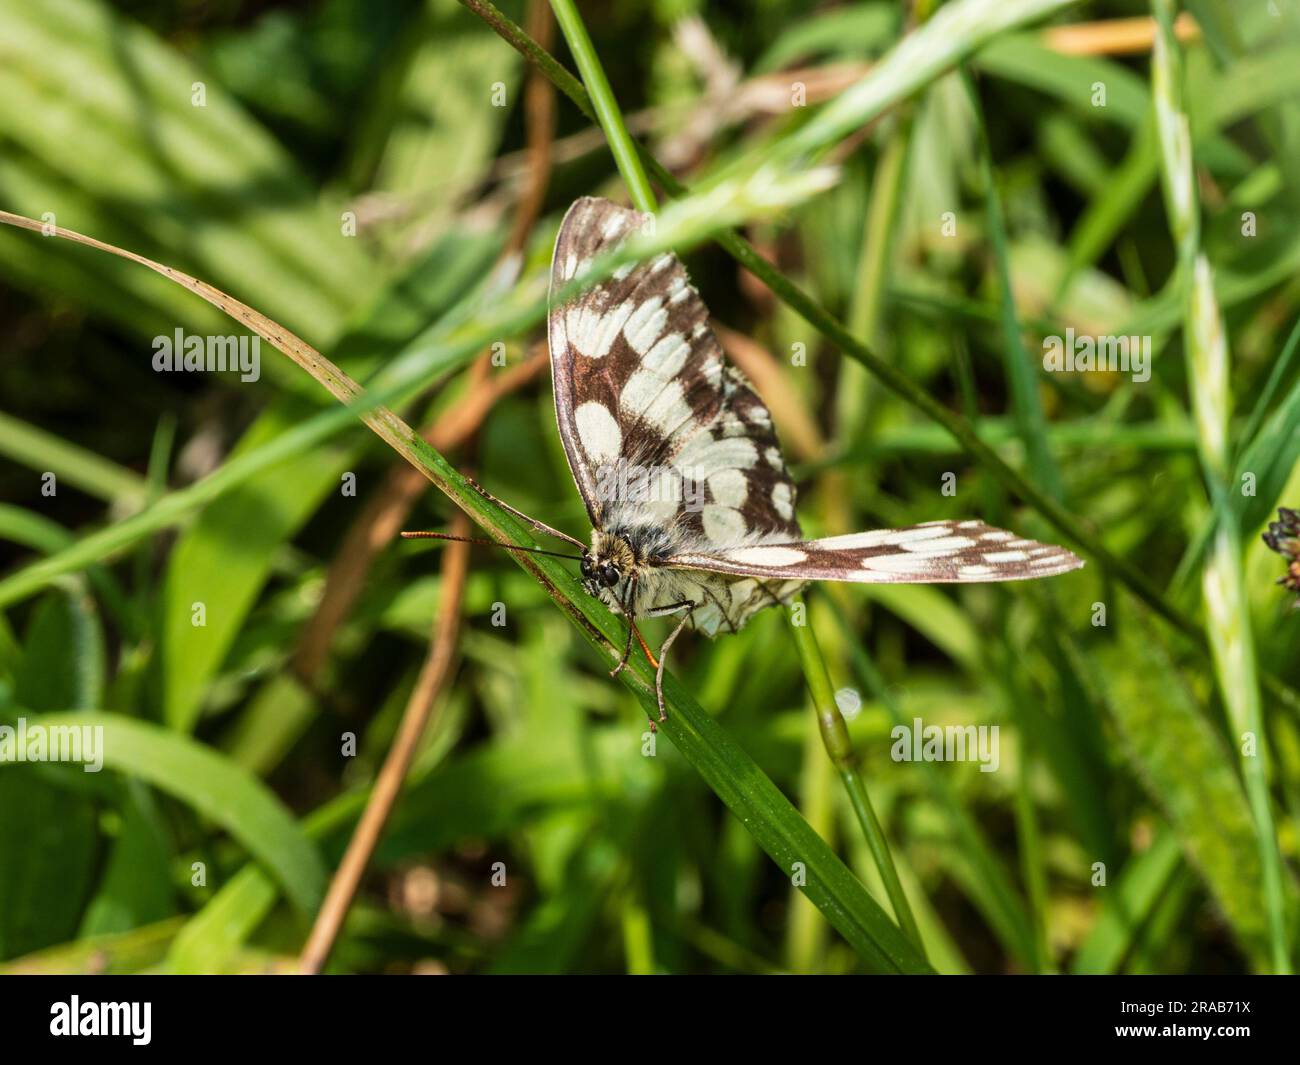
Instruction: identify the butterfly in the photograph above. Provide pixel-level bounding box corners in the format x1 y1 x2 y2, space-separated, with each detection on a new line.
406 196 1083 727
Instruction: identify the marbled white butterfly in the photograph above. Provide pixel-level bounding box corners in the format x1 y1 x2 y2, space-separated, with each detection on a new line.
408 197 1083 726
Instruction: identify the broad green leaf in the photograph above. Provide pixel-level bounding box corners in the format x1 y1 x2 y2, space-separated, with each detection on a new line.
79 784 175 938
4 712 325 914
0 765 98 961
14 584 104 711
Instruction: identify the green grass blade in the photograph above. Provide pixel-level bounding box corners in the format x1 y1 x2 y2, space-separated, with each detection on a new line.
0 411 146 508
965 68 1063 500
789 600 925 955
1070 830 1182 975
550 0 656 213
773 0 1078 164
1 711 326 915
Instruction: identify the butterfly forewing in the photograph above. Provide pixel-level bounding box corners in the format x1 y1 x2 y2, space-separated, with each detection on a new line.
548 197 801 544
667 520 1083 584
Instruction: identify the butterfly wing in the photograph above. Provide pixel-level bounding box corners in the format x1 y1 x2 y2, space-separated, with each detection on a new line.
548 197 800 543
665 520 1083 583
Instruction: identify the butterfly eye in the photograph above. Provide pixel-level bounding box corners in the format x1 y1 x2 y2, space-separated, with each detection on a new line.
600 564 620 587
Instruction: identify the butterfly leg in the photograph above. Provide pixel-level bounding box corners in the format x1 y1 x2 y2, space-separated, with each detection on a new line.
648 600 696 730
609 576 640 679
610 621 635 678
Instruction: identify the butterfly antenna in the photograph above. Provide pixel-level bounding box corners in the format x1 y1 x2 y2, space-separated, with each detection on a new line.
461 476 588 550
400 530 584 561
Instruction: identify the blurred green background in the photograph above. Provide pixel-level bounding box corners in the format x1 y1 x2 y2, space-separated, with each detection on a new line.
1 0 1299 974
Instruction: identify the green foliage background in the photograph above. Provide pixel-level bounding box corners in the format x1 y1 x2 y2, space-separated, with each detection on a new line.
1 0 1299 974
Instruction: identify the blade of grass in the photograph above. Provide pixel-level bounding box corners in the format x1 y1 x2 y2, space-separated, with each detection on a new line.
1070 830 1182 974
964 67 1063 501
759 0 1079 166
998 624 1052 973
167 865 278 975
0 410 146 508
786 705 839 973
840 110 914 447
549 0 656 214
0 506 133 633
1 918 186 976
0 711 325 914
790 597 926 956
1236 314 1300 466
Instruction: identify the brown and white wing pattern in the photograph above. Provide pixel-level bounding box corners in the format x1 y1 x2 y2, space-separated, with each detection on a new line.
666 520 1084 584
547 196 800 544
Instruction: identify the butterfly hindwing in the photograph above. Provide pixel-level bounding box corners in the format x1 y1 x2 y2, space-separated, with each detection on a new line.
548 197 800 544
666 520 1083 584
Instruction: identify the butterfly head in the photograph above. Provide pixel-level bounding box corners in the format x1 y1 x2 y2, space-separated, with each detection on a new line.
580 529 640 605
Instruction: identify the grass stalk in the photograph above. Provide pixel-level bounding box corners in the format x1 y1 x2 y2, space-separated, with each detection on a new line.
549 0 657 213
965 68 1064 501
839 112 913 447
0 410 147 508
789 599 925 955
828 597 1039 964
